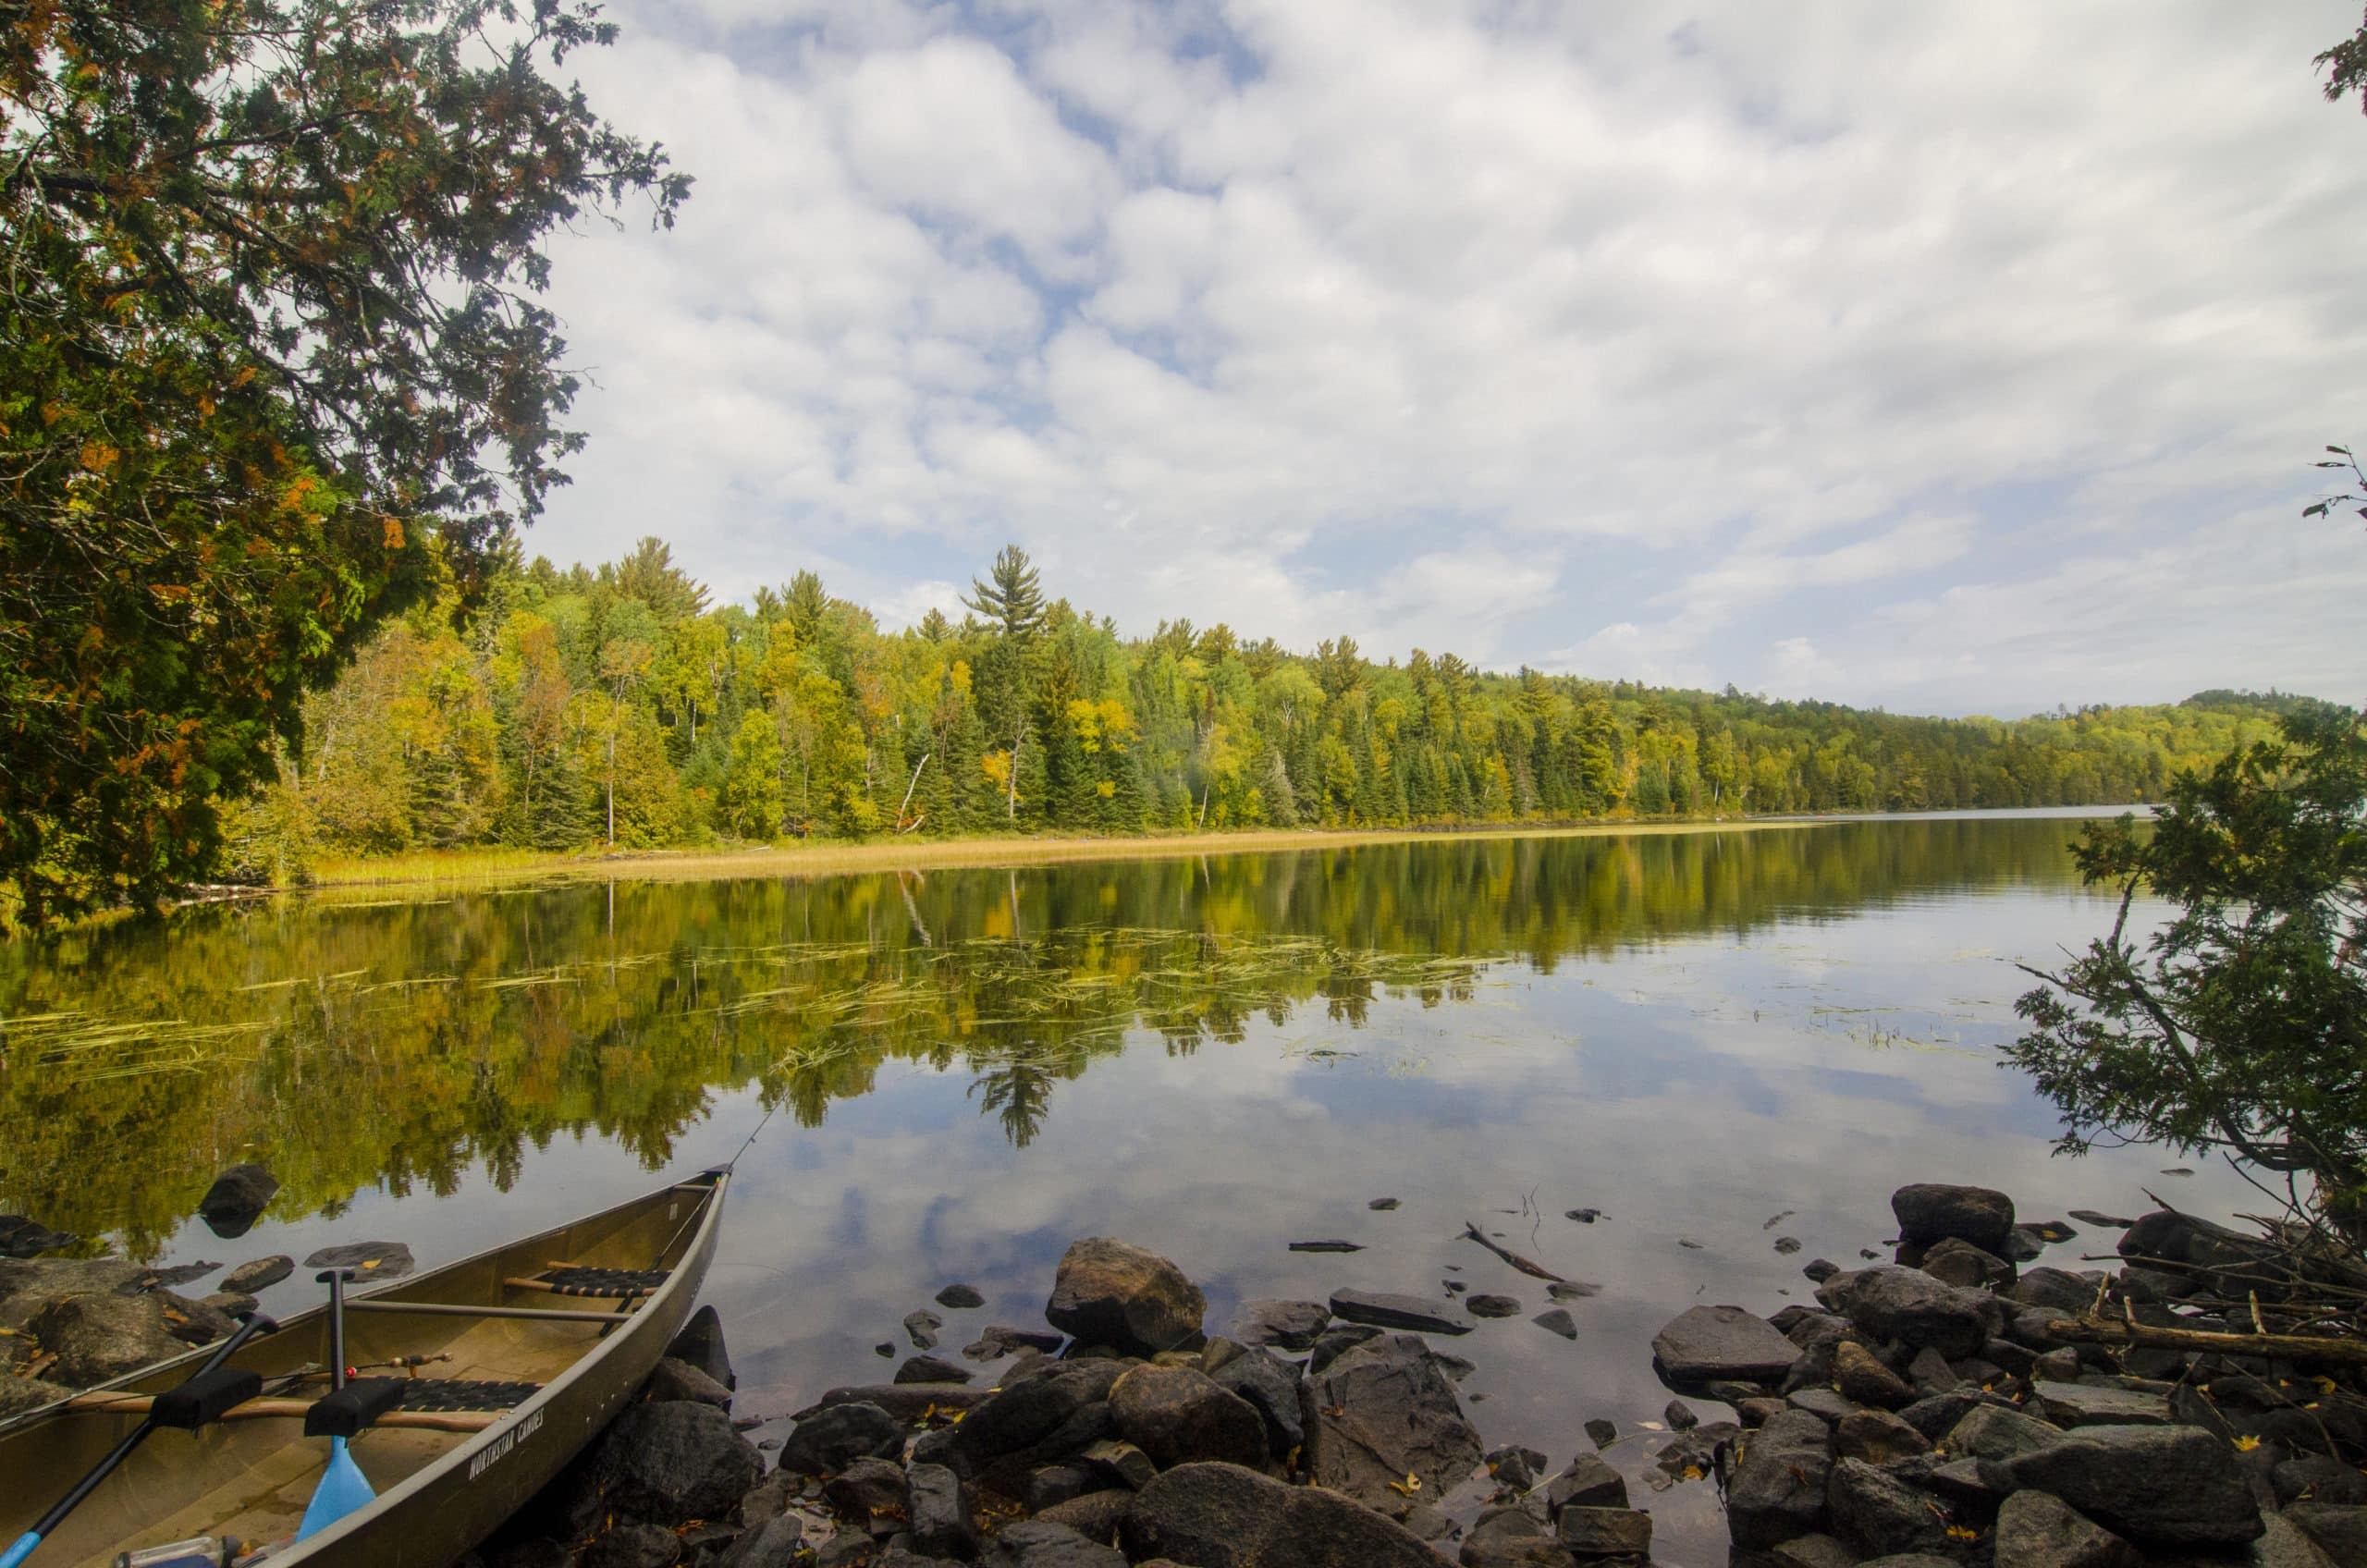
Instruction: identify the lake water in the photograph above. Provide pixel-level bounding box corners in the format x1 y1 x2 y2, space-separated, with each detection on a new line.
0 812 2250 1560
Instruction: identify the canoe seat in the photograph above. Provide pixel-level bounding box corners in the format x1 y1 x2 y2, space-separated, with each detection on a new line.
395 1379 543 1414
521 1267 669 1299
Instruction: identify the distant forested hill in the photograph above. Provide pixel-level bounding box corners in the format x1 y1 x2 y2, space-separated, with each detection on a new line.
222 539 2301 872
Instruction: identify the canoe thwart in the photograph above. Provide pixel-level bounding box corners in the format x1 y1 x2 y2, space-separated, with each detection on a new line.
63 1394 502 1434
345 1300 634 1324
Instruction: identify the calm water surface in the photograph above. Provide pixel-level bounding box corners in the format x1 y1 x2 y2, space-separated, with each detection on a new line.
0 813 2247 1561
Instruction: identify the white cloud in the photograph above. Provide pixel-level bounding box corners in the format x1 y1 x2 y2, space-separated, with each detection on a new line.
525 0 2367 714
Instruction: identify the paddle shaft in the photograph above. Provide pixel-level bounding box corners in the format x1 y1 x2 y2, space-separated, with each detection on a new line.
3 1312 276 1568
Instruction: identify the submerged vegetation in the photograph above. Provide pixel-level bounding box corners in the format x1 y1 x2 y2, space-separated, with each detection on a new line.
178 540 2295 902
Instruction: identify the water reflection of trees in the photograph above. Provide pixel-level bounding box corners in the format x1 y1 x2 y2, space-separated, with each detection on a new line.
0 819 2090 1251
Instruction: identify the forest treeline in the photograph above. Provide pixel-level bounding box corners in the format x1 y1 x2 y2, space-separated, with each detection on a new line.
223 538 2300 876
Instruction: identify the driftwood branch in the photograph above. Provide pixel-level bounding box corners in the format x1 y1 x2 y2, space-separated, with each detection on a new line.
2042 1315 2367 1366
1462 1219 1566 1282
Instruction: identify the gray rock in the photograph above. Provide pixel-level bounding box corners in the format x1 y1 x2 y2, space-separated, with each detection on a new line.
823 1455 911 1524
2118 1209 2281 1292
1079 1438 1158 1490
1991 1488 2138 1568
1919 1236 2014 1290
1892 1182 2015 1253
1305 1331 1483 1517
580 1402 763 1528
1896 1389 1993 1441
1834 1408 1931 1464
897 1354 975 1386
0 1217 74 1258
1486 1443 1549 1490
1990 1422 2263 1548
2285 1503 2367 1565
1207 1347 1303 1458
905 1309 943 1349
1328 1288 1474 1336
0 1256 146 1331
1235 1298 1331 1351
800 1383 987 1421
1121 1461 1449 1568
1545 1452 1627 1513
584 1523 681 1568
300 1241 414 1280
1035 1488 1133 1544
963 1325 1065 1361
1787 1388 1860 1423
1045 1238 1206 1356
1729 1409 1835 1550
1769 1535 1857 1568
950 1361 1128 1470
2254 1512 2342 1568
218 1256 294 1294
197 1164 278 1236
1532 1308 1577 1341
667 1305 735 1391
980 1519 1125 1567
2278 1453 2367 1506
1555 1507 1650 1558
779 1401 906 1476
2068 1209 2136 1228
714 1515 804 1568
1941 1402 2062 1463
2010 1267 2099 1316
1466 1293 1522 1318
1833 1267 1995 1357
907 1463 976 1559
2029 1379 2173 1427
0 1378 74 1418
1109 1364 1267 1470
1905 1345 1962 1399
1306 1322 1384 1373
645 1355 734 1408
27 1292 185 1386
1826 1457 1953 1559
1834 1341 1914 1409
1650 1304 1799 1382
937 1283 985 1309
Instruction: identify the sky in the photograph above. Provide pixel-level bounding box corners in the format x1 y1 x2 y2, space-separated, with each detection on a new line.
529 0 2367 717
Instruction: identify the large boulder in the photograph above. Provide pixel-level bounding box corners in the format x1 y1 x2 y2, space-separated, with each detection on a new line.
1989 1423 2263 1549
581 1401 763 1526
2118 1210 2284 1293
950 1360 1129 1473
1109 1365 1267 1470
906 1463 977 1560
777 1400 904 1476
1651 1305 1799 1383
1892 1183 2015 1254
1728 1409 1834 1550
1991 1488 2139 1568
1832 1267 1995 1358
1045 1239 1206 1356
1825 1458 1953 1560
27 1292 186 1386
1120 1461 1447 1568
197 1164 278 1237
1303 1331 1483 1517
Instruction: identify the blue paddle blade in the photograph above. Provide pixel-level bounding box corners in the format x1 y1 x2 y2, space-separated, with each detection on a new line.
297 1437 374 1540
2 1530 42 1568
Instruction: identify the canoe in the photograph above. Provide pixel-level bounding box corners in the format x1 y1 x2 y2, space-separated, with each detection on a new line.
0 1169 728 1568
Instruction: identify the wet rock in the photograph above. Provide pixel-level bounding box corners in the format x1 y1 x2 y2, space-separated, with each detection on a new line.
1896 1389 1994 1441
2276 1453 2367 1506
1305 1331 1484 1515
981 1519 1125 1567
1990 1422 2263 1549
1768 1534 1857 1568
2029 1379 2172 1427
1045 1238 1206 1357
1565 1208 1601 1223
1919 1236 2014 1290
668 1305 735 1390
301 1241 415 1280
2002 1227 2049 1263
779 1401 906 1476
1826 1457 1953 1559
128 1261 222 1291
1788 1388 1858 1423
1943 1402 2063 1462
29 1292 186 1385
1775 1236 1803 1255
895 1354 974 1386
1328 1288 1474 1336
1207 1348 1303 1458
1834 1341 1914 1409
802 1382 987 1421
1804 1258 1842 1283
2255 1512 2344 1568
1306 1322 1383 1373
646 1355 734 1408
1834 1408 1931 1464
1109 1364 1267 1471
1369 1197 1401 1210
218 1256 294 1295
1729 1409 1835 1549
1891 1182 2015 1254
964 1325 1065 1361
715 1516 804 1568
936 1283 985 1309
1546 1453 1627 1513
1556 1507 1650 1560
1651 1304 1799 1382
1121 1461 1448 1568
1533 1310 1579 1341
905 1310 943 1349
1904 1346 1961 1399
1991 1488 2138 1568
1467 1293 1523 1318
1079 1438 1158 1490
1545 1280 1600 1301
1584 1417 1618 1449
156 1290 236 1345
1035 1488 1133 1544
907 1463 976 1559
2009 1266 2098 1317
197 1164 278 1237
584 1523 682 1568
2118 1210 2283 1292
2284 1503 2367 1565
2067 1209 2135 1229
583 1401 764 1527
1234 1298 1330 1352
0 1216 75 1258
1832 1267 1995 1358
950 1360 1128 1471
1288 1239 1363 1253
823 1455 910 1525
1662 1398 1698 1432
1738 1396 1786 1427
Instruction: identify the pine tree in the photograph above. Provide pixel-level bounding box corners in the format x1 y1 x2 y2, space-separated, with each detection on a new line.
963 545 1048 643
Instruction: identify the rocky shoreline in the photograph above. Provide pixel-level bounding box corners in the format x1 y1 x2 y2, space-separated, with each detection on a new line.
7 1176 2367 1566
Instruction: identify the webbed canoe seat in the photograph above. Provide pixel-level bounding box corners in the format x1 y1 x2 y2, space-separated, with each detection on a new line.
394 1379 543 1415
508 1267 670 1300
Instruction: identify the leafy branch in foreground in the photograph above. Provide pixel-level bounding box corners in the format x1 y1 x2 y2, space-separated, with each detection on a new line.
2010 704 2367 1235
2306 445 2367 526
0 0 688 925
